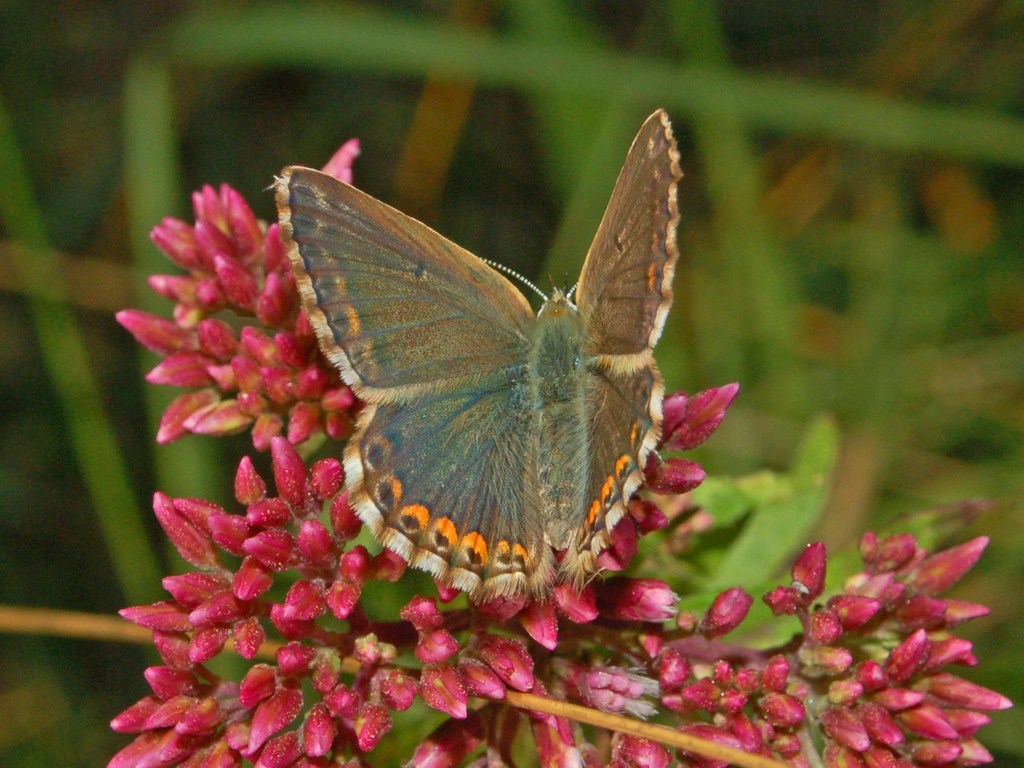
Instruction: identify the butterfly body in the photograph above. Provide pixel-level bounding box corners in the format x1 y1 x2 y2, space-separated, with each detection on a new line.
277 110 681 600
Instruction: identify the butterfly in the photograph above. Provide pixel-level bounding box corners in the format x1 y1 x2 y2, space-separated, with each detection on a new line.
276 109 681 601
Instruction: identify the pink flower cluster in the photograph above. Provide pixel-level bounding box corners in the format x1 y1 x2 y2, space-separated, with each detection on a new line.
111 148 1009 767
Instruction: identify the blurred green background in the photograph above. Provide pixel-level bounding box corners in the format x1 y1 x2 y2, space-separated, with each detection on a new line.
1 1 1021 765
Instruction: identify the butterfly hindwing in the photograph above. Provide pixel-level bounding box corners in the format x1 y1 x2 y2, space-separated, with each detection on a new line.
348 367 554 599
277 168 534 402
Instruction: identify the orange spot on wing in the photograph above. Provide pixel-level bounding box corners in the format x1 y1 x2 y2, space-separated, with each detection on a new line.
601 475 615 504
399 503 430 530
615 454 633 478
512 544 530 563
345 305 361 336
433 517 458 547
630 422 640 447
587 499 601 525
647 260 660 291
461 531 488 565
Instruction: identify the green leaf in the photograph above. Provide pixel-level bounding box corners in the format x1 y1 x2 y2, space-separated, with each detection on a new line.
703 415 839 592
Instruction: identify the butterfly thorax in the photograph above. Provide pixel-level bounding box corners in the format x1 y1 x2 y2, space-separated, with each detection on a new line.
530 292 591 550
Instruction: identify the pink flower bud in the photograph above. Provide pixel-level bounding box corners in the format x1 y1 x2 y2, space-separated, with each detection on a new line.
458 658 506 700
761 655 791 693
874 534 921 573
644 456 706 495
110 696 161 733
340 546 372 582
699 587 753 638
792 542 827 599
295 365 329 400
276 641 316 677
407 714 485 768
256 271 293 328
232 556 273 601
660 383 739 451
261 366 294 404
259 730 301 767
197 317 238 360
871 687 925 711
416 629 460 663
151 217 201 269
243 529 295 570
282 579 326 621
911 740 963 765
759 692 806 728
233 616 265 659
921 673 1012 710
897 702 958 740
945 708 991 739
153 493 218 568
856 660 888 692
355 702 392 752
800 645 854 675
322 386 355 412
309 458 343 500
611 733 672 768
658 648 690 692
479 635 535 691
246 498 291 527
943 599 991 625
119 601 191 632
377 669 418 711
476 594 527 621
823 742 867 768
859 702 905 746
885 629 929 682
554 583 598 623
189 589 246 627
401 596 444 631
810 609 843 644
821 705 871 752
519 599 559 650
146 350 215 387
183 399 253 436
214 253 258 310
247 686 302 753
161 571 225 609
324 684 358 719
371 548 407 581
630 499 669 533
322 139 361 183
143 694 191 729
157 389 221 443
143 666 197 700
188 626 228 663
117 309 196 355
270 436 310 511
329 492 362 541
296 519 335 565
234 456 267 504
598 577 677 622
828 678 865 705
302 702 335 757
177 696 221 734
829 595 881 630
241 327 280 367
420 663 468 719
764 585 804 615
326 578 361 619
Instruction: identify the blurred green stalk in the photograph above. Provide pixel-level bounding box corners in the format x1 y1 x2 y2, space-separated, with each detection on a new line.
0 92 161 604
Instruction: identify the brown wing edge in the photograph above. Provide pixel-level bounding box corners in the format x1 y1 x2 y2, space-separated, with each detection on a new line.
275 167 368 396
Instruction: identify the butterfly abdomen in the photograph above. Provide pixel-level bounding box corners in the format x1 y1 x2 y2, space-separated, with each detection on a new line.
530 296 591 550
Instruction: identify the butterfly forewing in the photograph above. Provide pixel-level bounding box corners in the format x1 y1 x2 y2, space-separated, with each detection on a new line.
277 168 533 401
575 109 681 362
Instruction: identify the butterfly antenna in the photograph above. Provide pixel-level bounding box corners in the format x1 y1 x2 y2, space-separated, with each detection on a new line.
482 258 548 302
566 282 579 302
